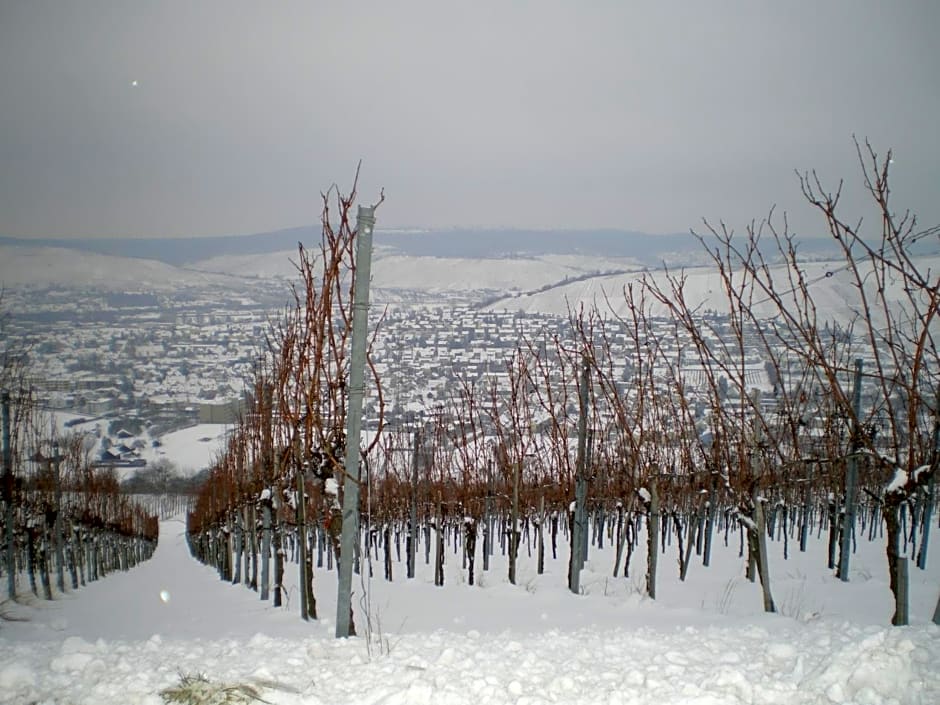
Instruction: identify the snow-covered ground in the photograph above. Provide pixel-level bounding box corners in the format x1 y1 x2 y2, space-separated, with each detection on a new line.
0 246 243 291
146 424 230 477
483 255 940 327
0 244 638 296
2 417 938 703
46 414 229 479
2 502 939 704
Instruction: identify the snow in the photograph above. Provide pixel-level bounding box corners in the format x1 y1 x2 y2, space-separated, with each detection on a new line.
736 513 758 533
146 423 230 477
483 255 940 331
0 245 242 291
887 468 909 494
2 509 938 705
2 449 940 704
371 253 637 293
3 614 935 704
188 248 643 293
912 464 931 484
0 243 642 301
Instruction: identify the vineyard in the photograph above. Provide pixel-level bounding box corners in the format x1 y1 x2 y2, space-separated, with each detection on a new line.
2 146 937 632
0 389 159 603
185 145 940 630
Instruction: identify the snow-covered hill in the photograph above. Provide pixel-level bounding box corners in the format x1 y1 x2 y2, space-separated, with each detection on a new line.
3 414 939 704
189 249 644 291
483 255 940 329
3 512 938 704
0 246 247 291
1 244 643 298
4 244 939 332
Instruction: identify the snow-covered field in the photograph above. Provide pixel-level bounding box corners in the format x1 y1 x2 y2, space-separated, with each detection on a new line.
0 246 242 291
0 244 638 297
189 248 644 293
2 498 939 705
486 255 940 325
0 420 937 703
146 424 230 477
47 414 229 480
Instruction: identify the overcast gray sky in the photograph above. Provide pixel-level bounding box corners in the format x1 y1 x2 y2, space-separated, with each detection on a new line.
1 1 937 240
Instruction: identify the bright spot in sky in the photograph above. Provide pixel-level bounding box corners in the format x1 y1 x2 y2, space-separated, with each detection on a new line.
131 80 138 87
159 590 170 603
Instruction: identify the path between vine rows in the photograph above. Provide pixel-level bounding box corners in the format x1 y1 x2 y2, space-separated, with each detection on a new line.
1 518 939 704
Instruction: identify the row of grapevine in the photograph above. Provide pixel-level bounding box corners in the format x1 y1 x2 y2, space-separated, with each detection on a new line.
187 146 938 628
1 383 159 603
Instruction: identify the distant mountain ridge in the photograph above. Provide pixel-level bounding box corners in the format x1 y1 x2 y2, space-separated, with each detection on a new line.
0 225 875 267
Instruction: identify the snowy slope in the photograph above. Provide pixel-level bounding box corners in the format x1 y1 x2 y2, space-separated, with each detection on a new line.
146 424 230 477
190 249 644 292
1 243 640 297
5 243 938 329
187 249 306 279
2 507 938 704
485 255 940 326
372 253 640 292
0 246 247 291
43 415 227 480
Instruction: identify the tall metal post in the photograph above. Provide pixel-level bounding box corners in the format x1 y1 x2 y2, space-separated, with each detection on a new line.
569 355 590 594
509 460 520 584
259 382 273 601
407 428 420 579
296 455 309 620
482 458 493 571
336 206 376 638
2 391 14 599
53 440 65 593
839 359 863 581
260 499 271 600
917 401 939 570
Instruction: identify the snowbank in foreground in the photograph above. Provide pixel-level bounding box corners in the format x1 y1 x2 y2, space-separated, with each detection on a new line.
2 621 937 705
2 516 938 705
